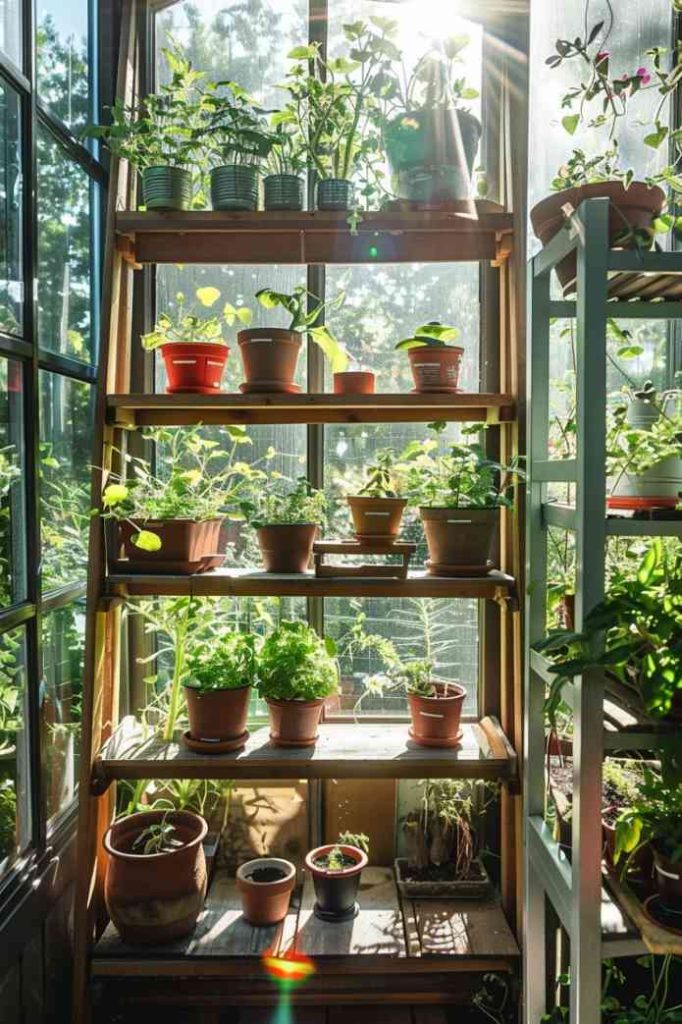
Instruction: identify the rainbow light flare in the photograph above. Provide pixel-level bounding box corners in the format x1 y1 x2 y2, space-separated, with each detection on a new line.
262 951 316 984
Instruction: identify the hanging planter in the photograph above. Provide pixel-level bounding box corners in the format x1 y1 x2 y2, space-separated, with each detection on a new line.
385 107 482 206
317 178 353 211
142 166 193 211
103 810 208 945
210 164 259 211
305 839 368 921
236 857 296 925
264 173 304 211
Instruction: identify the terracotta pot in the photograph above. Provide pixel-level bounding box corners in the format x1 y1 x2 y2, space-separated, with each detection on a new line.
653 847 682 908
407 345 464 393
333 371 375 395
557 593 575 631
407 681 466 747
237 328 301 392
266 697 325 747
103 810 208 945
530 181 665 293
256 523 318 573
305 844 368 919
419 507 498 574
184 684 251 743
160 342 228 394
346 496 406 540
117 518 223 566
236 857 296 925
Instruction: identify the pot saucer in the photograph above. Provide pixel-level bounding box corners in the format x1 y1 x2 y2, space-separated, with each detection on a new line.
642 894 682 935
269 733 318 748
313 901 359 922
408 728 463 749
110 553 225 575
165 385 226 395
182 730 249 754
426 560 494 577
410 387 462 395
239 382 302 394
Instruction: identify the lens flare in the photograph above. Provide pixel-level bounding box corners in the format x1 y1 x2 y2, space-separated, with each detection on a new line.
262 951 316 984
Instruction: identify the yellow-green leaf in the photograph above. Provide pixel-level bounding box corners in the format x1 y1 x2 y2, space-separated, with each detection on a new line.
102 483 129 506
132 530 162 552
196 286 221 308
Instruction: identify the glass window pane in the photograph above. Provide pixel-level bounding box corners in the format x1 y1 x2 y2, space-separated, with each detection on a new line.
0 80 22 338
36 0 89 131
39 372 93 591
37 129 95 363
0 0 22 70
42 601 85 823
0 627 29 875
0 358 25 607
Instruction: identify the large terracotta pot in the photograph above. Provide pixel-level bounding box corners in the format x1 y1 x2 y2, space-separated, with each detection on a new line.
237 328 301 393
266 697 325 747
407 681 466 747
236 857 296 925
653 847 682 909
408 345 464 393
333 371 375 395
530 181 665 293
184 685 251 743
104 810 207 945
419 507 498 575
305 844 368 920
346 496 406 541
256 523 318 573
160 342 228 394
117 518 223 568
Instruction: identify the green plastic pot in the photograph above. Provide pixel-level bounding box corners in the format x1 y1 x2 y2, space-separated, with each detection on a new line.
384 107 482 204
264 174 304 211
316 178 353 211
142 166 192 211
211 165 259 211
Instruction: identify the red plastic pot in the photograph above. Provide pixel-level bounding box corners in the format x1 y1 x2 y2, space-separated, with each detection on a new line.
333 371 376 395
266 697 325 747
408 345 464 393
160 342 229 394
407 681 466 747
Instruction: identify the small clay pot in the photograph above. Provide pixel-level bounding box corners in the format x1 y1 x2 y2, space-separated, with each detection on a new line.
420 507 498 575
346 496 406 541
407 345 464 393
103 810 208 945
333 371 375 395
305 844 368 920
530 181 665 293
236 857 296 925
160 341 228 394
184 684 251 743
407 681 466 747
266 696 325 747
237 328 302 393
653 847 682 909
256 523 318 573
117 518 223 567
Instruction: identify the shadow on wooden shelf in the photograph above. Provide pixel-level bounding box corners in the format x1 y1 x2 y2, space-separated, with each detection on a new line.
605 870 682 956
93 716 518 787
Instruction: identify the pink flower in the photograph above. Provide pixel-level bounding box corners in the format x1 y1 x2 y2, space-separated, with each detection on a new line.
636 66 651 85
596 50 610 65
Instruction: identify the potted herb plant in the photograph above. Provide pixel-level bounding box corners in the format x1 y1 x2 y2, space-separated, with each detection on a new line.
238 286 347 392
382 36 482 206
203 81 274 210
236 856 296 925
86 46 206 211
263 118 306 210
305 832 369 921
531 23 667 291
141 286 252 394
395 780 494 898
346 449 406 541
103 809 208 944
257 621 339 746
394 321 464 393
101 426 255 572
183 631 258 752
607 385 682 509
535 541 682 726
241 476 326 573
404 427 521 576
359 659 466 748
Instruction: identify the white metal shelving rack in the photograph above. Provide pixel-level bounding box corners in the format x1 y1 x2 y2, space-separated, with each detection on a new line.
524 197 682 1024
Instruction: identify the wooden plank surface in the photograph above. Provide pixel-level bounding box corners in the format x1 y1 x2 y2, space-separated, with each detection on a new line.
292 868 407 958
106 567 516 601
605 872 681 955
97 717 517 783
401 894 519 959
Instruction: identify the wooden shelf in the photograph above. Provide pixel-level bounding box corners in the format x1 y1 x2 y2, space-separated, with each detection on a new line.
604 872 682 956
115 203 513 266
106 566 517 602
108 391 516 428
93 866 519 983
93 716 517 787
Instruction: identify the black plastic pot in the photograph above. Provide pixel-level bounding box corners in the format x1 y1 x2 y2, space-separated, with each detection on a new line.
264 174 304 211
305 844 367 921
384 107 482 204
211 165 259 211
142 166 192 211
316 178 353 211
